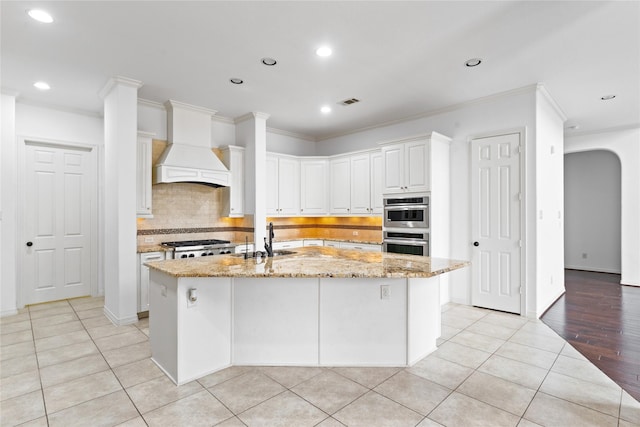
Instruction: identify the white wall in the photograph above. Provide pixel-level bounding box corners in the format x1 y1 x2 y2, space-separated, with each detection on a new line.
319 86 540 313
564 150 621 273
0 101 104 315
267 130 317 156
565 128 640 286
533 91 566 317
1 94 18 316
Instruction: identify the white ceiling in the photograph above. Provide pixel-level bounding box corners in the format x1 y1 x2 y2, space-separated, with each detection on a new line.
2 1 638 140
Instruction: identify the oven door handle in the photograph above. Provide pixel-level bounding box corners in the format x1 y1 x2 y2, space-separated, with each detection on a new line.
384 205 429 210
383 239 429 246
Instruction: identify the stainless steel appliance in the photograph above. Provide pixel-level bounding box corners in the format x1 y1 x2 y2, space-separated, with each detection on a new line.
382 229 429 256
162 239 236 259
383 195 429 229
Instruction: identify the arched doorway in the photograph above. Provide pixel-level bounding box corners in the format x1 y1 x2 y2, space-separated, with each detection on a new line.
564 150 621 273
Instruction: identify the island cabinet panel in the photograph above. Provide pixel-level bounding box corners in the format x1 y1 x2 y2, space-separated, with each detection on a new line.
233 278 319 365
319 278 408 366
149 272 232 385
407 277 441 365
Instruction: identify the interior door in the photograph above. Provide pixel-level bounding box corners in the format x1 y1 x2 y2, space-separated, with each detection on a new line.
23 141 96 304
471 133 522 314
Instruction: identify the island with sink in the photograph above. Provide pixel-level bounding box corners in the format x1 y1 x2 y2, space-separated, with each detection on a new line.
145 246 469 385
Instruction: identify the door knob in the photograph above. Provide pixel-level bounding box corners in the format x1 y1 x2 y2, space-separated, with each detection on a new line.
473 241 479 247
26 241 33 247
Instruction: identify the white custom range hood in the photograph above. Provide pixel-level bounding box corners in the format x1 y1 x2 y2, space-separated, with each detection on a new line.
154 100 230 187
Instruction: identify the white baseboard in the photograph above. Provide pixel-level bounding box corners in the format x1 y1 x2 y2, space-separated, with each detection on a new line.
565 265 621 274
103 305 138 326
1 308 19 318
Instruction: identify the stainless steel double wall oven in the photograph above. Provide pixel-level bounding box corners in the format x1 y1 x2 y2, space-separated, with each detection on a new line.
382 194 430 256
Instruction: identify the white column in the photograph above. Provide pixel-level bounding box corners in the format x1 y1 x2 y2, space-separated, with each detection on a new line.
235 112 270 250
0 93 18 316
100 76 142 325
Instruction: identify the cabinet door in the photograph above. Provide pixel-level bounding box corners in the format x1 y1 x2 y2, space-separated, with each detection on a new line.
136 135 153 217
139 251 165 312
221 146 244 217
277 157 300 215
350 154 371 214
370 152 384 214
405 139 430 193
266 155 280 215
330 157 351 214
300 160 328 215
381 144 404 194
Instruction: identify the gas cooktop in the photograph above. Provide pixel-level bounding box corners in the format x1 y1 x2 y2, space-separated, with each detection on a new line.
161 239 231 248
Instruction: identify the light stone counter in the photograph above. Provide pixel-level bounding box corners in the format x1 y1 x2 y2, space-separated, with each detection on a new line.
146 246 468 279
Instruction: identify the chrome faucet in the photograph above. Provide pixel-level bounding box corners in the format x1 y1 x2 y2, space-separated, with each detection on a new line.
264 222 274 257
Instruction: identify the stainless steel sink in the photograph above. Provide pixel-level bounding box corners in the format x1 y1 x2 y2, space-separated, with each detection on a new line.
232 250 297 258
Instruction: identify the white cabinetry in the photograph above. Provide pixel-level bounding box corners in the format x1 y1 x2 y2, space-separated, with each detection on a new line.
138 251 166 312
273 240 304 250
324 241 381 252
329 151 381 216
136 131 154 218
300 159 328 215
381 137 430 194
303 239 324 247
220 145 244 217
370 151 384 214
267 154 300 216
329 156 351 214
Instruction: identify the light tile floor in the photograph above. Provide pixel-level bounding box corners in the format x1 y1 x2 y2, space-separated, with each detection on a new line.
1 297 639 426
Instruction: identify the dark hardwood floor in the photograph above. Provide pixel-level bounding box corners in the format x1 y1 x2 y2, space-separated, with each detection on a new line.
541 269 640 401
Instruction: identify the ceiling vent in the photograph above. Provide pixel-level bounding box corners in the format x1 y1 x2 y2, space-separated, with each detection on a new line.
339 98 360 106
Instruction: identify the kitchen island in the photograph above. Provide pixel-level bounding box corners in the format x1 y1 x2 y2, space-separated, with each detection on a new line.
146 247 468 385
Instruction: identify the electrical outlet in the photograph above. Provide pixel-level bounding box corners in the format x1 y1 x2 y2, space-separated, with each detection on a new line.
353 231 359 236
380 285 390 300
144 237 154 243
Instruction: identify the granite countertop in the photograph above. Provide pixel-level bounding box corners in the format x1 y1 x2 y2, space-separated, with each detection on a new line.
145 246 469 279
137 245 171 253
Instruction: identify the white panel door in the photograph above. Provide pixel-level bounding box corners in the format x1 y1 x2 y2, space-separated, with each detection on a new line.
350 154 371 214
24 141 95 304
471 133 522 314
330 157 351 214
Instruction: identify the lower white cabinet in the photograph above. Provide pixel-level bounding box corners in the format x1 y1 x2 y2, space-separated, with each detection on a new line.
235 243 255 254
273 240 304 250
303 239 324 247
324 241 381 252
138 251 166 312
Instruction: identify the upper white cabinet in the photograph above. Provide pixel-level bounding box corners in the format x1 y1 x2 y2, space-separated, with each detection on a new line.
330 156 351 214
136 131 154 218
370 151 384 214
329 151 381 215
350 153 372 214
300 159 328 215
267 153 300 216
381 137 430 194
220 145 245 217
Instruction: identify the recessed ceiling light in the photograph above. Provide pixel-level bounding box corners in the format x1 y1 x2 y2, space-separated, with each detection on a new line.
465 58 482 67
320 106 332 114
229 78 243 85
565 125 580 131
27 9 54 23
261 57 277 66
33 81 50 90
316 46 332 57
601 94 616 100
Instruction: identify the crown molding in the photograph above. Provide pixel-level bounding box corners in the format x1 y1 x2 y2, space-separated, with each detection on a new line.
266 127 316 142
536 83 568 122
1 88 20 97
565 123 640 138
15 97 103 118
138 98 164 109
98 76 143 99
234 112 271 124
165 100 217 116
